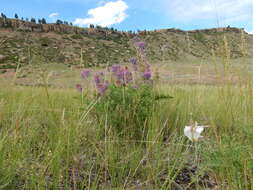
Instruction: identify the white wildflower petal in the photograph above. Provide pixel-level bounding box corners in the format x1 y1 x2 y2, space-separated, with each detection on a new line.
184 122 208 141
183 127 192 136
196 126 204 134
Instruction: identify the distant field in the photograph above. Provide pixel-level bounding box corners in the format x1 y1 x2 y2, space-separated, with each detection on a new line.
1 57 253 88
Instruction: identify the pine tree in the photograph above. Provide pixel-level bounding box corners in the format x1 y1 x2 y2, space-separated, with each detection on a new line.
56 19 63 24
41 18 46 24
31 18 36 23
14 13 18 19
1 13 7 19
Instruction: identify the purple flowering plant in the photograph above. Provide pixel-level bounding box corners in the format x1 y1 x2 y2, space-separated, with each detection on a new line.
75 38 161 140
76 38 154 95
81 69 90 79
94 72 109 96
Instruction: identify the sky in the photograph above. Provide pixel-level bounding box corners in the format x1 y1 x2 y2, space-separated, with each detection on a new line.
1 0 253 33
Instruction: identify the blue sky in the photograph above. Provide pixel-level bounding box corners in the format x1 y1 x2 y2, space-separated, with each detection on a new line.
1 0 253 33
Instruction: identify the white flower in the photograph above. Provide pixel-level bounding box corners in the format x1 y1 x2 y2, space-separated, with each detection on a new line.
184 121 208 142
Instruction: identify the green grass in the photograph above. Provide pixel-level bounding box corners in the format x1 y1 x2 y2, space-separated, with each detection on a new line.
0 78 252 189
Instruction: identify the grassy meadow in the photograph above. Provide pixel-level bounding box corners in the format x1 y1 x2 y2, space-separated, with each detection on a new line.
0 53 253 190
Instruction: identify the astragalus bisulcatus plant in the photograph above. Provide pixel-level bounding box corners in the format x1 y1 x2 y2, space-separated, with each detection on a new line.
76 39 168 141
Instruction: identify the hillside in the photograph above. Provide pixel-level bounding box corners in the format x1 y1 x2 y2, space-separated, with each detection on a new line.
0 17 253 71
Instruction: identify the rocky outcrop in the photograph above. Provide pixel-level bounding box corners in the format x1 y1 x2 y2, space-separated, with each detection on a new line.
148 27 246 34
0 18 133 38
188 27 245 34
0 17 88 34
0 17 246 37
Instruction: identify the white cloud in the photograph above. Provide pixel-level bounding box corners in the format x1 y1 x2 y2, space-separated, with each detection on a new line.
73 0 128 27
168 0 253 24
49 13 59 18
246 30 253 34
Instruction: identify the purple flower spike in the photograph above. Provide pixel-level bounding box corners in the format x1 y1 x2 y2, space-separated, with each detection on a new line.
111 64 121 73
76 84 83 92
129 58 137 65
94 72 109 96
114 67 133 85
81 70 90 79
135 41 145 50
115 69 124 80
97 81 109 96
125 70 133 84
94 72 104 85
94 75 101 85
143 69 151 80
